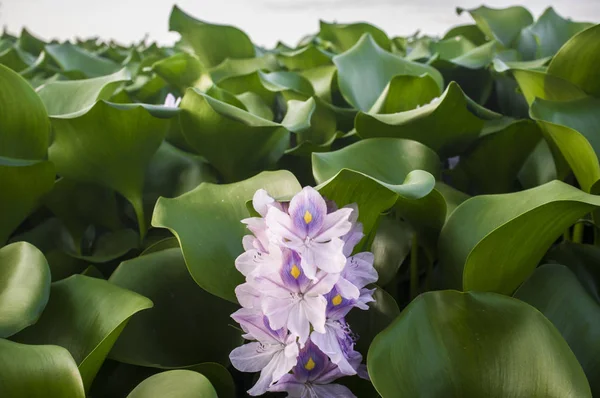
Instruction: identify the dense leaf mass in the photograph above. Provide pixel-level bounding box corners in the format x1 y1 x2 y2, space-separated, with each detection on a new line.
0 4 599 397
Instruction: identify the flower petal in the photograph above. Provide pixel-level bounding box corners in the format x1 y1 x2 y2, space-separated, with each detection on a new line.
335 276 360 300
231 308 282 344
343 252 378 288
230 341 279 373
302 295 327 334
288 303 310 345
252 189 276 217
311 327 356 376
263 295 296 331
315 207 353 242
235 283 261 309
306 272 339 296
288 186 328 237
311 384 356 398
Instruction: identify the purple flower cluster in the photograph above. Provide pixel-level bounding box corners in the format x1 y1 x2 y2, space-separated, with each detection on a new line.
230 187 378 397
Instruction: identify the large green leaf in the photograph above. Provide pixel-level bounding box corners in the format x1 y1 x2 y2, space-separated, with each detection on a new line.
0 339 85 398
457 5 534 47
36 68 130 116
0 64 50 159
313 138 441 238
152 170 301 303
368 290 591 397
12 275 153 391
545 242 600 303
531 96 600 192
512 69 588 105
333 33 443 111
169 5 255 68
438 181 600 294
282 96 337 154
151 52 205 91
178 88 289 182
48 101 169 235
209 54 279 83
443 23 487 46
451 119 542 194
370 217 413 287
514 264 600 395
0 242 50 338
356 82 500 157
319 20 391 52
43 179 122 250
548 24 600 97
517 7 592 59
276 45 332 70
109 248 241 367
369 74 441 114
0 157 55 244
127 370 218 398
45 42 120 78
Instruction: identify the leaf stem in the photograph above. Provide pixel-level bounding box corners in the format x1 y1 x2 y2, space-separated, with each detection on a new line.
410 233 418 299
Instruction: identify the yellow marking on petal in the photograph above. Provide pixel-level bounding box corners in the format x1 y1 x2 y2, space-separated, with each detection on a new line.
332 294 343 306
305 357 316 371
290 264 301 279
303 210 313 224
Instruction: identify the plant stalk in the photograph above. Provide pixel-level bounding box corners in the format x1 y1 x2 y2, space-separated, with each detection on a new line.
573 222 584 244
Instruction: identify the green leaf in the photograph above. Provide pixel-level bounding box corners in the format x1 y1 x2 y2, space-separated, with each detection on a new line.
319 20 391 52
531 96 600 192
457 5 534 47
109 248 241 367
514 264 600 395
431 36 477 60
443 23 487 45
43 179 122 250
282 97 337 154
439 181 600 294
151 52 205 91
0 64 50 159
0 242 50 337
368 290 591 397
545 242 600 303
127 370 218 398
313 138 440 238
36 68 130 116
152 170 301 303
518 140 559 189
0 339 85 398
48 101 169 236
210 54 279 83
512 69 588 105
299 65 337 103
518 7 593 59
369 74 441 114
452 119 542 194
333 34 443 111
12 275 153 391
0 45 37 72
0 157 55 244
276 45 332 70
143 141 217 225
45 42 121 78
548 24 600 97
356 82 500 157
169 5 255 68
16 28 46 55
178 88 289 182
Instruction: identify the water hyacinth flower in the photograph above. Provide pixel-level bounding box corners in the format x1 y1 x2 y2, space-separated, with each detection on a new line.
230 186 378 397
163 92 181 108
